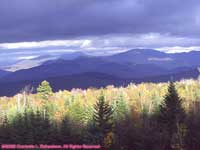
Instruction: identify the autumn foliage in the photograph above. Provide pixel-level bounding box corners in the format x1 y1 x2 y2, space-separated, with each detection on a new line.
0 79 200 149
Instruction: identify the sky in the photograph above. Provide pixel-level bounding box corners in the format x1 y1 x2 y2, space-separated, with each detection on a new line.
0 0 200 61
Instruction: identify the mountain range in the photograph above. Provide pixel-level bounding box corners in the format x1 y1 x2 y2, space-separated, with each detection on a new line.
0 49 199 96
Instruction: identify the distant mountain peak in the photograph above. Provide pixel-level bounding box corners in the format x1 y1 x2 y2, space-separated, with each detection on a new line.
114 49 166 56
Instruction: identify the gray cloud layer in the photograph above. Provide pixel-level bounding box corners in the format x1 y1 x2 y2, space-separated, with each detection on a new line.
0 0 200 42
0 0 200 62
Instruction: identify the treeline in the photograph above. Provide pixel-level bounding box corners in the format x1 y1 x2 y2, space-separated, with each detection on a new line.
0 80 200 149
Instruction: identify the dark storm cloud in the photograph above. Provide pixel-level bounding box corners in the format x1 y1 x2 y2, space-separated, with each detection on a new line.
0 0 200 43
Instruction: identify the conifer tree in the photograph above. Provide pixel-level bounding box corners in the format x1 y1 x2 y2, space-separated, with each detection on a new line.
158 81 186 149
185 112 200 150
93 92 114 148
60 115 74 144
23 109 34 144
49 123 60 144
42 112 52 143
12 113 27 143
37 80 53 100
33 109 52 144
113 94 129 121
0 115 12 143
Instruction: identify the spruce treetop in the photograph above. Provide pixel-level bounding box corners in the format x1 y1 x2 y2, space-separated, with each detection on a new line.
37 80 53 100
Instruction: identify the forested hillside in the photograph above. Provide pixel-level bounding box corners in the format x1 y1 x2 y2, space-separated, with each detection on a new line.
0 79 200 149
1 49 200 97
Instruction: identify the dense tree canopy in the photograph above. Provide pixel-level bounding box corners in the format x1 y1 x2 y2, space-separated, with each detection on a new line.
0 80 199 149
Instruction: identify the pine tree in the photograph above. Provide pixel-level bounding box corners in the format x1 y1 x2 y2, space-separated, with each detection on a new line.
23 109 34 144
158 81 186 150
0 115 12 144
185 112 200 150
9 110 33 144
93 92 114 148
33 109 52 144
113 94 129 121
49 122 60 144
37 80 53 100
60 115 73 144
12 113 27 143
